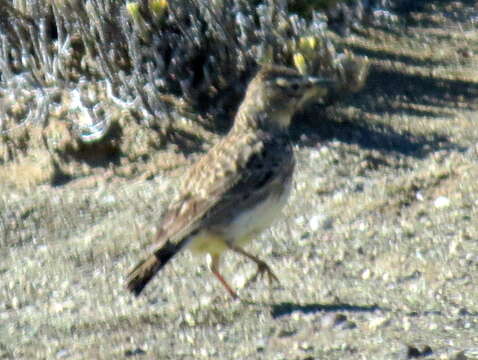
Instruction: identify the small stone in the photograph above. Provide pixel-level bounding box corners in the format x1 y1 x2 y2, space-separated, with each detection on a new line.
434 196 450 208
368 315 389 331
184 312 196 326
321 313 350 329
256 338 266 352
56 349 70 358
321 313 338 329
300 342 313 351
309 215 323 232
361 268 371 280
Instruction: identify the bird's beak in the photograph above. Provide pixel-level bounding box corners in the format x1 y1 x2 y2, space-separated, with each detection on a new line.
306 76 335 86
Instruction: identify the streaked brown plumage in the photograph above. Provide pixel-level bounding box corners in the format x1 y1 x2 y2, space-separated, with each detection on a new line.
126 65 330 298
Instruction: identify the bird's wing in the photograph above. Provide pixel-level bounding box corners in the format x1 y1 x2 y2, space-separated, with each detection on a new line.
147 132 293 253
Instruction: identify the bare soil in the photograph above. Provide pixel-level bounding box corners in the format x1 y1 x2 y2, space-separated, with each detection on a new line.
1 2 478 359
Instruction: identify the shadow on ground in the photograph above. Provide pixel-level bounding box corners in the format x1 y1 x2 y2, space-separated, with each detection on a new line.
271 301 383 318
362 68 478 112
292 64 473 158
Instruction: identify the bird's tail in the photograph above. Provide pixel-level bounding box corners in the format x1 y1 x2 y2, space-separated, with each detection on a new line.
126 241 180 296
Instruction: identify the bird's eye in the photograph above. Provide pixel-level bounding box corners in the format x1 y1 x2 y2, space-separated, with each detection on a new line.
275 78 288 87
273 77 303 93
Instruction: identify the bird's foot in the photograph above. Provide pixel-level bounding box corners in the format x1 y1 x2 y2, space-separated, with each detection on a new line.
245 260 280 288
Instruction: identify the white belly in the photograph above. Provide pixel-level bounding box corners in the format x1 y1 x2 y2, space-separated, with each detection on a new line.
227 180 291 245
187 186 290 256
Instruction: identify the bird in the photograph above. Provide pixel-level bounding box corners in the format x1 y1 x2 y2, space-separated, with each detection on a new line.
126 65 331 299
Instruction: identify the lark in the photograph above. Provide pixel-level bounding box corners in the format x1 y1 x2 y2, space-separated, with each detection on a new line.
126 65 330 298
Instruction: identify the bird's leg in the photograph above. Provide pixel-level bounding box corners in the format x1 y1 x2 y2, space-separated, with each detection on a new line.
227 244 280 288
209 254 239 299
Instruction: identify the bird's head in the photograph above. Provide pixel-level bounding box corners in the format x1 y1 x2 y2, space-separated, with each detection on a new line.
239 65 332 130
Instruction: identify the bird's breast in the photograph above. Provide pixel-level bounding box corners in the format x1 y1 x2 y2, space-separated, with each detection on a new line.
227 174 293 246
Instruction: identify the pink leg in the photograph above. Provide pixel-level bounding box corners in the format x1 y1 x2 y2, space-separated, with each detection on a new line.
209 254 239 299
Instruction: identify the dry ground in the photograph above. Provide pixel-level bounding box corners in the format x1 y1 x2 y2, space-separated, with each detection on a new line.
1 2 478 359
